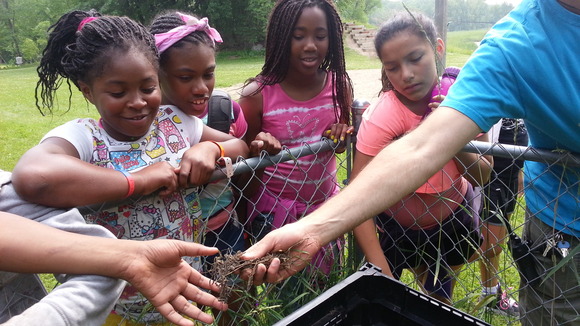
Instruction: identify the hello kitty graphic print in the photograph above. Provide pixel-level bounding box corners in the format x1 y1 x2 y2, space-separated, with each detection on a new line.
38 106 206 322
41 105 205 255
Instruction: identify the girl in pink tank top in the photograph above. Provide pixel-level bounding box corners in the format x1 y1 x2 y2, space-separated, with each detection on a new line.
239 0 353 276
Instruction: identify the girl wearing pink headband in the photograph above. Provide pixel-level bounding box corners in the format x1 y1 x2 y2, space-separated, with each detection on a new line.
154 13 223 54
150 12 280 326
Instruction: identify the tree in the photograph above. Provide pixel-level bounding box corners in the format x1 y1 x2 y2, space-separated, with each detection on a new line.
77 0 274 50
194 0 274 50
1 0 22 62
20 38 39 62
370 0 513 31
79 0 195 24
336 0 382 24
0 0 78 64
3 0 512 63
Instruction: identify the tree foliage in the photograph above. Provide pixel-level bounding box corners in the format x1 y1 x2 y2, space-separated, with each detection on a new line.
78 0 195 24
0 0 515 65
0 0 78 64
371 0 514 31
194 0 274 50
79 0 275 49
336 0 382 24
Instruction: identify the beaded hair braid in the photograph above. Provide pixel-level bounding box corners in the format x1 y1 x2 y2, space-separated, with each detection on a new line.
149 11 216 68
248 0 352 125
35 10 159 115
375 12 438 93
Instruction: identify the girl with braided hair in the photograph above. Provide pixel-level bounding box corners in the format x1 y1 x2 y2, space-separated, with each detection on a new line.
239 0 353 276
150 10 280 268
150 12 278 325
12 9 248 325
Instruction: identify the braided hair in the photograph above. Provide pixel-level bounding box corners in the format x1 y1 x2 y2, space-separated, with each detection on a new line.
248 0 352 124
149 11 217 69
375 12 438 93
36 10 159 115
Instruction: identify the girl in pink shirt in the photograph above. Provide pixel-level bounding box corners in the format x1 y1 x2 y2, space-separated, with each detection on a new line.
239 0 353 275
352 12 491 305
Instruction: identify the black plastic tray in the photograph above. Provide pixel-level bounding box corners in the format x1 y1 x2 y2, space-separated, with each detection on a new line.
274 263 490 326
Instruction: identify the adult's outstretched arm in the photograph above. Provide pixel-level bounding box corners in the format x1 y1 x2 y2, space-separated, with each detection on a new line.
241 107 482 284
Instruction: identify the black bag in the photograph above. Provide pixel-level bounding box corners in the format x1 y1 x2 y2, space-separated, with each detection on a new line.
207 89 233 134
505 220 542 286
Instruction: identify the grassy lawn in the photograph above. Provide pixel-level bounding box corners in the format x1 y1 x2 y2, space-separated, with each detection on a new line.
1 28 524 325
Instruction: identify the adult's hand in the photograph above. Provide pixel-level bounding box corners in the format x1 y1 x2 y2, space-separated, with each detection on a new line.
239 222 322 285
121 240 228 326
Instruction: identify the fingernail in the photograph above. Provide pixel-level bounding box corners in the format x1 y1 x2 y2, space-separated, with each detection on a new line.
330 135 334 140
340 136 344 141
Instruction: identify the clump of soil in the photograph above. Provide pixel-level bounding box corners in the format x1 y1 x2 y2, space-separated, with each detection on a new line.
209 242 310 302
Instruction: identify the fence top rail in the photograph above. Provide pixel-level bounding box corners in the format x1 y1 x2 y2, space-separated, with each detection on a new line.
77 138 340 215
77 138 579 215
463 140 580 168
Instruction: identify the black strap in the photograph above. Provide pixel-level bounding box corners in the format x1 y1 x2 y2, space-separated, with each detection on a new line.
207 89 233 134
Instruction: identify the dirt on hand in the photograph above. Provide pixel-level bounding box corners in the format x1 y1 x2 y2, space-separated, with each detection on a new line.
209 240 312 303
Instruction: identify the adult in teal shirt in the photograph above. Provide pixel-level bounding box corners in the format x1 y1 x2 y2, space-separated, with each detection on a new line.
441 0 579 323
242 0 579 325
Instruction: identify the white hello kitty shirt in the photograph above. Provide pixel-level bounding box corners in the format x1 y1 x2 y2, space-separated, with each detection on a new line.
41 105 204 321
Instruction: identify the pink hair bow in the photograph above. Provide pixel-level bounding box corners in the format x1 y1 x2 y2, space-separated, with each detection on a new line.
154 13 223 54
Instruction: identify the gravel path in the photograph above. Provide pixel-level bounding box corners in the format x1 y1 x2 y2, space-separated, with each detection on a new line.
348 68 382 102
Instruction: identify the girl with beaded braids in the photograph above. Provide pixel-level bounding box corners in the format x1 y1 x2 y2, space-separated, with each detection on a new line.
239 0 353 275
12 9 249 325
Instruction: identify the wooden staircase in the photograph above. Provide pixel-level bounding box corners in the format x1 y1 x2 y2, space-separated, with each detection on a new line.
343 23 376 57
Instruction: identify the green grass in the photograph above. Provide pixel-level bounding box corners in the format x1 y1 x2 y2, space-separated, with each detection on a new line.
214 51 265 88
344 47 383 70
445 29 489 67
0 67 98 171
446 29 489 55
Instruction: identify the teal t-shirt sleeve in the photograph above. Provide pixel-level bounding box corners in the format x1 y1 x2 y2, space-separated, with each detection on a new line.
441 38 525 132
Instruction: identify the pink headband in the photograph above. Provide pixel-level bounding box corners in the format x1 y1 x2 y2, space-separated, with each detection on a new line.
77 17 98 31
154 13 222 54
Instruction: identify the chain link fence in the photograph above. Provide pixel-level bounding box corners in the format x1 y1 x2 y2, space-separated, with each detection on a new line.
197 135 579 326
3 132 578 326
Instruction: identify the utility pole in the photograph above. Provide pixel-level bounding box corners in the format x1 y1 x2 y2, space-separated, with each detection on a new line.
434 0 448 67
